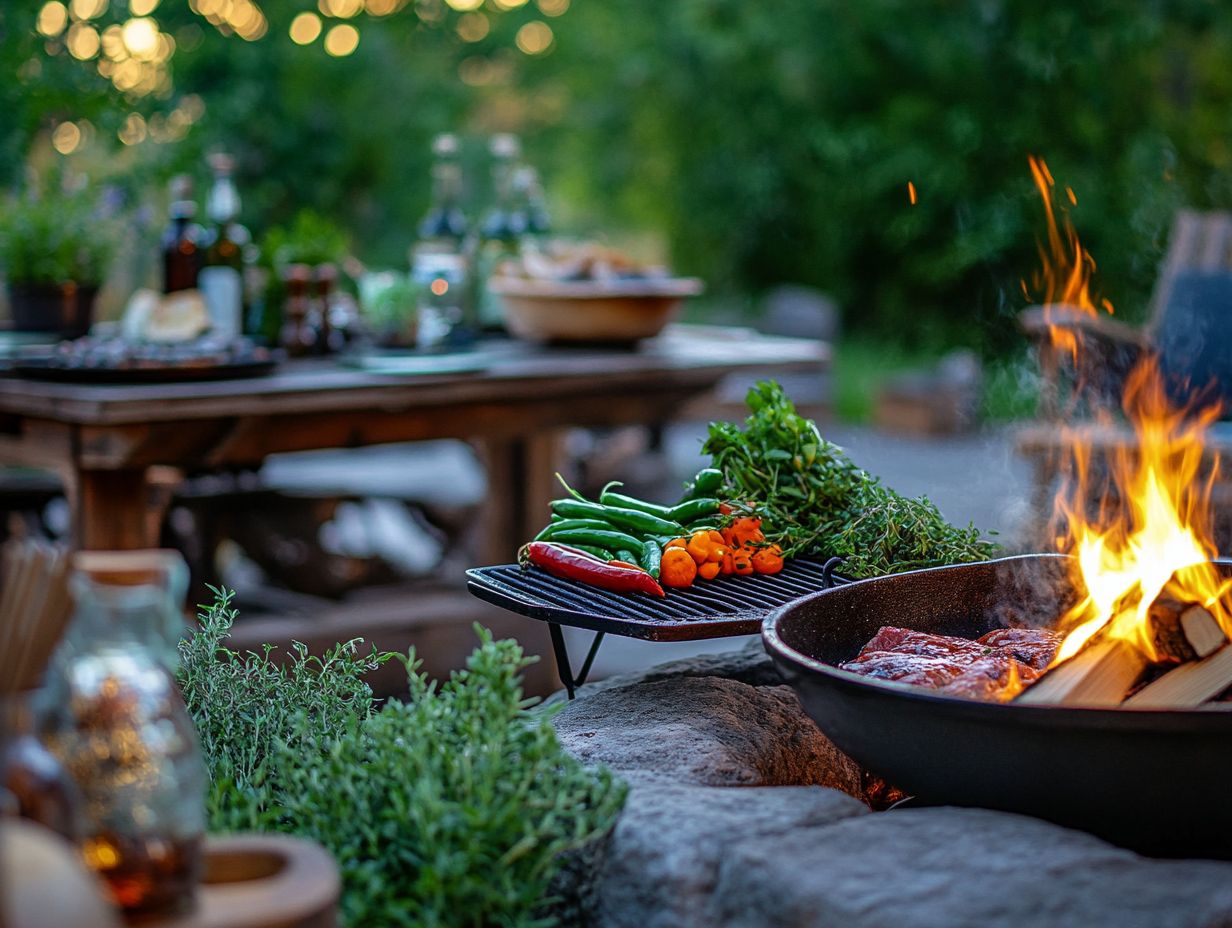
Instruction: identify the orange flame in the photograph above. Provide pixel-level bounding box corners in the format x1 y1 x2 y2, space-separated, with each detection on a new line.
1030 157 1232 664
1024 155 1114 364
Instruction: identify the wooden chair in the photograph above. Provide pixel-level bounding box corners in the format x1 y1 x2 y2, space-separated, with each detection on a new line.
1016 210 1232 545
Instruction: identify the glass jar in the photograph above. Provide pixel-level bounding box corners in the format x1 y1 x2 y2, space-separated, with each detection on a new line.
43 550 206 921
2 693 79 840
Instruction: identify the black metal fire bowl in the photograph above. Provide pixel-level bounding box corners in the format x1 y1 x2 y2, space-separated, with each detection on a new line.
763 554 1232 859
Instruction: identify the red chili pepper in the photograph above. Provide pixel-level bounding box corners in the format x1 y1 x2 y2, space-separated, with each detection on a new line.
521 542 666 597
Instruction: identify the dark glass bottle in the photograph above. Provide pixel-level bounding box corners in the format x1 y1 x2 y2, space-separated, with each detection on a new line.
279 264 317 357
161 175 202 294
200 153 248 339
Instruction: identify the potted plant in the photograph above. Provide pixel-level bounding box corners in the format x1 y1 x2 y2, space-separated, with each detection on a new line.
0 188 114 338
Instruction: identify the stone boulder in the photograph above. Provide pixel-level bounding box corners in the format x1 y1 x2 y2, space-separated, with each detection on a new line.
551 645 1232 928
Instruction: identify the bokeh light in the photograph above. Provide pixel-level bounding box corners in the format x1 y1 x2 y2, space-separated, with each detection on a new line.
69 0 107 20
490 0 528 9
319 0 364 16
444 0 483 11
122 17 159 60
118 112 147 145
37 2 68 37
457 12 489 42
66 22 101 59
324 23 359 56
51 121 82 155
365 0 401 13
515 20 552 54
129 0 160 14
536 0 568 15
290 12 323 44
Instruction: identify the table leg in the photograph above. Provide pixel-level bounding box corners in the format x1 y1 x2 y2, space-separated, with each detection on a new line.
474 432 565 566
73 468 160 550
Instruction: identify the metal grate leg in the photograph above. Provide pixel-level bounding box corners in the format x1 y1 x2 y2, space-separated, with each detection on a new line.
548 622 605 700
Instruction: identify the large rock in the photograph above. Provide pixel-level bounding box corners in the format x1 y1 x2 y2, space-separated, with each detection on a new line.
590 782 868 928
552 646 1232 928
715 807 1232 928
554 672 863 794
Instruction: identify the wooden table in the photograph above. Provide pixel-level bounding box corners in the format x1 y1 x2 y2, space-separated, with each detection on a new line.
0 325 827 555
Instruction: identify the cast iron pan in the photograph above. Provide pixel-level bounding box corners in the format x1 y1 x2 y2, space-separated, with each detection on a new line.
763 554 1232 859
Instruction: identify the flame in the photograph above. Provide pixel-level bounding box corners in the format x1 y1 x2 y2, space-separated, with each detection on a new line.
1024 155 1114 364
1030 156 1232 665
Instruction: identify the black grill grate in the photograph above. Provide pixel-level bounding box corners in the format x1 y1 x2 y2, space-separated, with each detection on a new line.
466 558 846 641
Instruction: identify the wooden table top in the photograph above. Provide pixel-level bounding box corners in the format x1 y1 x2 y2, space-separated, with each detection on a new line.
0 325 827 426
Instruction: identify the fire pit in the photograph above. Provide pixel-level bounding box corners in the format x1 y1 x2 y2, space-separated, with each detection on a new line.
763 554 1232 859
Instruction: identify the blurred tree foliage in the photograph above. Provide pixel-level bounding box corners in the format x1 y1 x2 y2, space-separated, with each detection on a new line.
3 0 1232 354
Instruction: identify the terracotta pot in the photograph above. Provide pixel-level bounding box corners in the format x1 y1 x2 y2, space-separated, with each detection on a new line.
7 281 99 339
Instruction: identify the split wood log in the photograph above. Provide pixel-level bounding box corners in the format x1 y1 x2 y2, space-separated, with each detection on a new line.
1149 597 1197 663
1123 645 1232 708
1180 606 1227 659
1014 638 1149 706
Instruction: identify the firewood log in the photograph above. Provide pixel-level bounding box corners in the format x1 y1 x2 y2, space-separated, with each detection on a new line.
1014 638 1149 706
1122 645 1232 708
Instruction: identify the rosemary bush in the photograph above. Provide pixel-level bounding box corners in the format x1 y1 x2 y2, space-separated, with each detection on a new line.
179 588 626 927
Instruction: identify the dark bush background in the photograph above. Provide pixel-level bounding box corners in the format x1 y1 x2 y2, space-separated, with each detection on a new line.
3 0 1232 356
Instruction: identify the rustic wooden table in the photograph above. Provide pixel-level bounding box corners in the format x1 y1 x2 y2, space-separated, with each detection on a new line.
0 325 828 557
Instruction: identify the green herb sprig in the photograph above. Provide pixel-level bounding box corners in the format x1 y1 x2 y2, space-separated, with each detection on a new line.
702 381 998 577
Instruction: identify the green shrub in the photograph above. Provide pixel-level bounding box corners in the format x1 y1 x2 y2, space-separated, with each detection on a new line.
179 588 626 927
0 188 115 286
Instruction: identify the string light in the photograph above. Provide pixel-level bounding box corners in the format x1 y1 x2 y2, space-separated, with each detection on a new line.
457 12 488 41
52 121 82 155
290 12 323 44
66 22 101 59
536 0 568 15
37 2 68 37
69 0 107 20
323 23 359 56
515 20 552 54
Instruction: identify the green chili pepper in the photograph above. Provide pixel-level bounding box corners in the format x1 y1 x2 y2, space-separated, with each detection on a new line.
535 518 621 541
668 497 721 524
639 539 662 579
598 489 674 518
615 549 639 565
550 499 683 537
564 544 615 561
682 467 724 500
549 528 646 553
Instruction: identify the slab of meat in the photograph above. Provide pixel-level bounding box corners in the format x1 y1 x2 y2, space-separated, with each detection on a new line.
837 652 966 688
975 627 1062 670
839 625 1060 702
939 654 1042 701
859 627 994 665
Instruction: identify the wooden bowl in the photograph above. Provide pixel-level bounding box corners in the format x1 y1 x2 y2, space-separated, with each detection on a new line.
489 277 704 344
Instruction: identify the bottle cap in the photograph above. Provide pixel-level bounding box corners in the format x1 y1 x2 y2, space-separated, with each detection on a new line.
432 133 459 157
490 133 520 159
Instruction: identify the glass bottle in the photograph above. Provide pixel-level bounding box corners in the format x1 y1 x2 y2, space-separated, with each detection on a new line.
279 263 317 357
161 175 203 294
200 153 249 340
412 133 474 346
476 133 527 333
43 550 206 921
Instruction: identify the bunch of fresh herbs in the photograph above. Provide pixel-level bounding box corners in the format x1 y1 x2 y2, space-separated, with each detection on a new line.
702 381 998 577
179 588 626 927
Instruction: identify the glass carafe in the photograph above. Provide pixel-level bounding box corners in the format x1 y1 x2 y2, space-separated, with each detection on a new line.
44 550 206 921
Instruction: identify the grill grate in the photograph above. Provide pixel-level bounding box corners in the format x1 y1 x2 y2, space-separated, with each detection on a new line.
466 558 846 642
